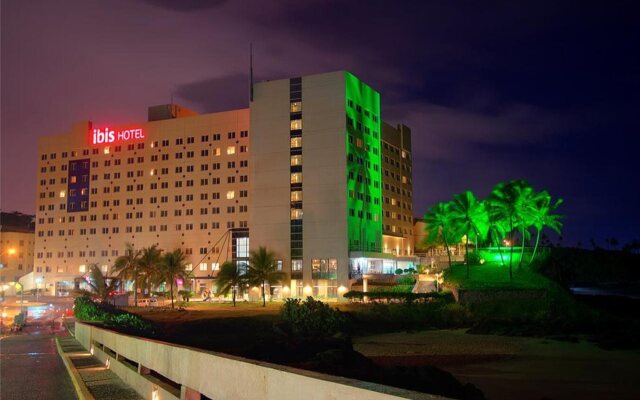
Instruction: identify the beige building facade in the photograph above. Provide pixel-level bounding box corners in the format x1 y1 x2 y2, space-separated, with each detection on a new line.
34 71 416 298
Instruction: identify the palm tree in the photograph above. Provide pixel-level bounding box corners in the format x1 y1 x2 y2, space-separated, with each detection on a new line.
216 261 247 306
158 249 189 309
449 191 489 277
138 245 162 297
246 247 286 307
76 264 119 303
487 180 532 279
528 192 563 264
423 202 458 268
112 243 142 306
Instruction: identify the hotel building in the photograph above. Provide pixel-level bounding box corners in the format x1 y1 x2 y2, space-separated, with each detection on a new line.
1 212 35 295
34 71 416 298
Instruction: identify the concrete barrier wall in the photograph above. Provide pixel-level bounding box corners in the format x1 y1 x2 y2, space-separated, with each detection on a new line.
75 322 444 400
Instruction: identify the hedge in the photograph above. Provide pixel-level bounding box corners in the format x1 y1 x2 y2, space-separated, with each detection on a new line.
74 296 154 335
343 290 453 303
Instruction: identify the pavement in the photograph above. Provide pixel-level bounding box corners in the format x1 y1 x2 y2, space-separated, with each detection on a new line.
0 321 77 399
1 295 141 400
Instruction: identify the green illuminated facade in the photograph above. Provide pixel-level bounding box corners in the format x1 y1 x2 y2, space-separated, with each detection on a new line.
250 70 414 297
345 73 383 253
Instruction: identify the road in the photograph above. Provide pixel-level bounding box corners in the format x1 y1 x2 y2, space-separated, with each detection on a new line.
1 296 77 400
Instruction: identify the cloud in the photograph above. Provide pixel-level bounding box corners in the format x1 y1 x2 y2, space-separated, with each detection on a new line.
173 74 249 112
385 102 573 162
140 0 228 12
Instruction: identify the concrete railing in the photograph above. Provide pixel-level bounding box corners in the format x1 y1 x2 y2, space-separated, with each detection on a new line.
75 322 445 400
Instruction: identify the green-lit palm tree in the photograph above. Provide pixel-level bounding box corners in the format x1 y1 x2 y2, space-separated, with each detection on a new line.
158 249 189 309
76 264 119 303
138 245 162 297
528 191 563 264
486 201 509 267
449 191 489 277
423 202 458 268
246 247 286 307
112 243 142 306
487 180 532 279
216 261 247 306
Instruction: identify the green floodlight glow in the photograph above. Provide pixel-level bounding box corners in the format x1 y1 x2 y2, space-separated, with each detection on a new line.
345 73 382 252
477 247 523 265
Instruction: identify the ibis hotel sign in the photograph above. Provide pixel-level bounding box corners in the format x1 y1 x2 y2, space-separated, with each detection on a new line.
91 126 145 145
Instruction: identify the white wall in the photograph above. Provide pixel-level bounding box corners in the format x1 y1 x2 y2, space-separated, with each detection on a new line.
75 322 445 400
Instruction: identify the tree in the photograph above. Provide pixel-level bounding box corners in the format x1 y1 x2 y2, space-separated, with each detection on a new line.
215 261 247 306
159 249 189 309
76 264 119 303
487 180 532 279
449 191 489 277
528 191 563 264
246 247 286 307
112 243 142 306
423 202 458 269
138 245 162 297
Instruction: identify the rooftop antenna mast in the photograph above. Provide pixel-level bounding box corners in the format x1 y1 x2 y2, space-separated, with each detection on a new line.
249 43 254 102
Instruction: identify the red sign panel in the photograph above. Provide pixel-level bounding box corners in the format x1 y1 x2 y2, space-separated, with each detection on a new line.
91 127 145 145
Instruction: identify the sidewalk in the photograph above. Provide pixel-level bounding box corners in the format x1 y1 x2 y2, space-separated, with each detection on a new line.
57 333 142 400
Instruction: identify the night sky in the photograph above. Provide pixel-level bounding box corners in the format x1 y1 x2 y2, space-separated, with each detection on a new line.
2 1 639 246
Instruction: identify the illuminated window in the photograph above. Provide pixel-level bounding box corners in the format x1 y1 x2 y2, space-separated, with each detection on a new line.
199 263 207 271
226 191 235 200
59 191 66 198
292 259 302 271
226 146 235 155
150 169 156 176
290 102 301 112
185 264 193 271
70 176 77 183
290 155 302 166
290 119 302 130
291 209 303 219
291 191 302 201
290 172 302 184
104 147 110 154
211 262 220 271
214 148 221 156
79 264 86 273
290 137 302 148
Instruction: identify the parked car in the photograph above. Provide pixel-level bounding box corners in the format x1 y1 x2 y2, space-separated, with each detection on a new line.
137 297 159 307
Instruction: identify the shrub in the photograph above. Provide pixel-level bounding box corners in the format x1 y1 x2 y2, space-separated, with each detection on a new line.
395 268 404 275
465 251 482 265
344 290 454 304
280 297 348 338
397 276 416 285
178 290 194 301
74 295 154 335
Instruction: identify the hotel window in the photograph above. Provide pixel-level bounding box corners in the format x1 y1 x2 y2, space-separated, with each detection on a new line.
290 137 302 148
214 148 221 156
290 173 302 184
187 137 194 144
213 134 221 141
290 102 301 112
226 146 235 155
226 191 235 200
79 265 86 273
239 190 248 197
290 119 302 130
290 155 302 166
240 130 249 137
291 191 302 201
291 208 303 219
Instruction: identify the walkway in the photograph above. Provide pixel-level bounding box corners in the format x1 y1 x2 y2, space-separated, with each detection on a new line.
57 333 142 400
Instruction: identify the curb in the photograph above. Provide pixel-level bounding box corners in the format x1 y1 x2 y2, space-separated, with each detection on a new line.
55 336 96 400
